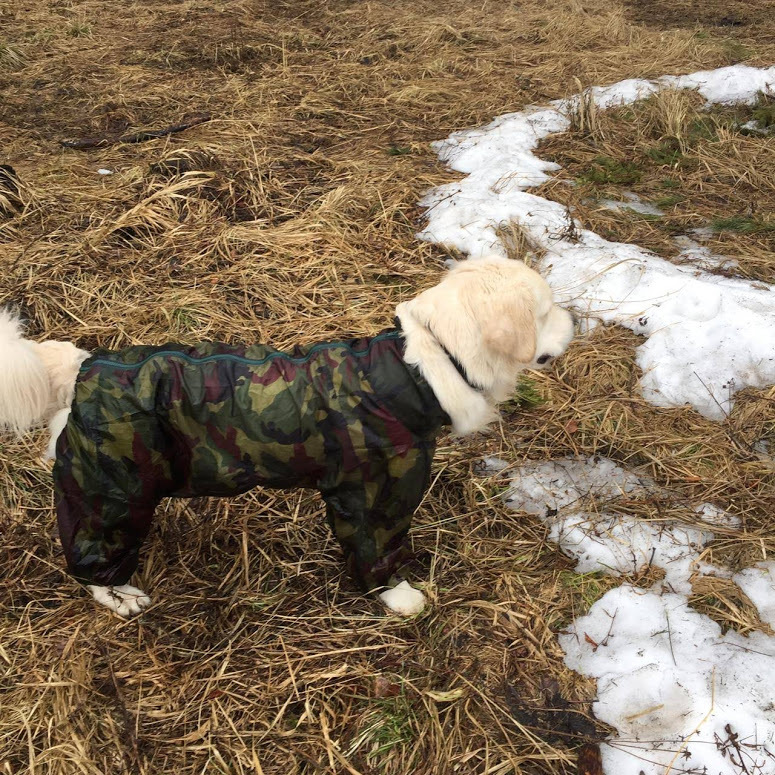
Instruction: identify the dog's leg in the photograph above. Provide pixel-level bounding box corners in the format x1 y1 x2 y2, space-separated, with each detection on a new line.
378 580 426 616
55 459 158 618
87 584 151 617
43 407 70 462
323 470 429 617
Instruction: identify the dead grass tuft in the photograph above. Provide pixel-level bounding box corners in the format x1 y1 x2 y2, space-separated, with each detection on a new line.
496 219 547 265
689 574 772 636
0 165 25 218
566 80 603 140
0 42 25 71
647 87 703 148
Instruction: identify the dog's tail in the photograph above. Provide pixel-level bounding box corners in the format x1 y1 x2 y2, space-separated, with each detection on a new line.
0 308 52 432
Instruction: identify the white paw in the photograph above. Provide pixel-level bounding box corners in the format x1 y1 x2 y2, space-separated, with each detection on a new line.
379 580 426 616
87 584 152 617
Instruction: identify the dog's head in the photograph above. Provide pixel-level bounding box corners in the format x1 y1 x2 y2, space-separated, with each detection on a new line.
396 257 574 433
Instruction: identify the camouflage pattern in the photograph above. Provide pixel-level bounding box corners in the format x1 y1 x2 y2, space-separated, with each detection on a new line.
53 328 450 592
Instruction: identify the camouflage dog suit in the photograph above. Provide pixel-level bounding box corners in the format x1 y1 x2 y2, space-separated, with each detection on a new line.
53 327 450 592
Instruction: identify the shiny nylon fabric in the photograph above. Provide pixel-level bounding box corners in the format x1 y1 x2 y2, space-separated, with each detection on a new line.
53 329 449 591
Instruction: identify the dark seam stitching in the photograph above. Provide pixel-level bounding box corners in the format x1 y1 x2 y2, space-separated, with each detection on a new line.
80 330 402 373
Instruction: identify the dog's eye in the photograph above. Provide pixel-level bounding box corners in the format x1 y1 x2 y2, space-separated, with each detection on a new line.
536 353 552 364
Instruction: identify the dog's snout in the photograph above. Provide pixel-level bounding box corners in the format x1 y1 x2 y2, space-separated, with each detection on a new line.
536 353 552 365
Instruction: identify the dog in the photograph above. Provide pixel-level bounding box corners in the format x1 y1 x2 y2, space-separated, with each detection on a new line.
0 257 573 617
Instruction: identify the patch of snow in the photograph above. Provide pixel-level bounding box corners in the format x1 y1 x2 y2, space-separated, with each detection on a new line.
504 457 730 594
694 501 741 528
550 513 710 594
733 562 775 629
418 65 775 420
599 192 664 217
499 455 775 775
504 456 648 517
560 585 775 775
662 66 775 105
673 235 740 272
690 225 716 241
695 561 734 580
97 168 113 175
479 455 510 472
741 119 768 135
577 316 600 334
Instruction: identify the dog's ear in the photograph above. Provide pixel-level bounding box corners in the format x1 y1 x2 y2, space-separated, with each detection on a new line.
449 259 538 365
480 294 536 364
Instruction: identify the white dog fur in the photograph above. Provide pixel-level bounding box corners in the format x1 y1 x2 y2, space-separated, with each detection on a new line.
0 257 573 617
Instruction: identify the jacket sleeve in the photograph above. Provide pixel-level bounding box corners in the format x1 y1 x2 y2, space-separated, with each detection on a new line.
53 419 162 587
321 444 434 592
55 486 155 587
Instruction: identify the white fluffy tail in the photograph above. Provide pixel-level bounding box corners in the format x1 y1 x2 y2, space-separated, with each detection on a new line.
0 309 51 432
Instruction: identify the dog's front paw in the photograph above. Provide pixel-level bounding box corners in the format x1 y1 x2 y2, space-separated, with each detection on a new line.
87 584 151 617
379 580 426 616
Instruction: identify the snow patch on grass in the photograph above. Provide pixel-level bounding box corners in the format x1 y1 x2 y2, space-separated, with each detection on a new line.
419 65 775 420
493 455 775 775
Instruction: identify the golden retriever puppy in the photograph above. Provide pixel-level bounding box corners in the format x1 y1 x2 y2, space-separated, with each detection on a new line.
0 257 573 617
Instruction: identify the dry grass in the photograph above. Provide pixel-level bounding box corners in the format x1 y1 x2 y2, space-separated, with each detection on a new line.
1 0 774 773
537 88 775 282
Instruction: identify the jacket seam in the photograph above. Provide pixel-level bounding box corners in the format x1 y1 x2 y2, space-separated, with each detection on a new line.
80 330 402 373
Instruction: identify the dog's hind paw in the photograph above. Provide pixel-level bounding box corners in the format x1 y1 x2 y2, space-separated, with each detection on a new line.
379 580 426 616
87 584 152 617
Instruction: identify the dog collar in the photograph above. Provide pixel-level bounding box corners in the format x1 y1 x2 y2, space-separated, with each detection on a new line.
437 340 484 392
394 316 483 393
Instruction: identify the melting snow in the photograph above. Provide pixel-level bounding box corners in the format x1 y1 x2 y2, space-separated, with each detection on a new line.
502 457 737 595
418 65 775 420
436 65 775 772
598 192 664 216
673 235 740 272
492 455 775 775
734 563 775 630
